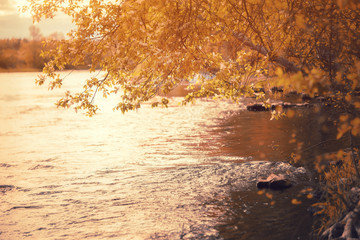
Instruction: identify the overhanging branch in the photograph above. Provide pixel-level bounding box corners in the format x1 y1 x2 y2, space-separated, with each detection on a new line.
232 32 301 73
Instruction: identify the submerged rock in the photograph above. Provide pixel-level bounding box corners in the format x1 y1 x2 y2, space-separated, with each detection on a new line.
256 174 293 190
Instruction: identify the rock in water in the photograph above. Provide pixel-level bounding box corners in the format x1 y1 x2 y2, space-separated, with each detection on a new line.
256 174 292 190
246 103 269 111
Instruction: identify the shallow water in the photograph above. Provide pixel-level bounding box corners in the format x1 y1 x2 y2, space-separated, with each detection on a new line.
0 71 333 239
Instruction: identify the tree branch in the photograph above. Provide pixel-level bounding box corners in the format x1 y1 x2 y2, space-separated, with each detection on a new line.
232 32 301 73
90 72 110 104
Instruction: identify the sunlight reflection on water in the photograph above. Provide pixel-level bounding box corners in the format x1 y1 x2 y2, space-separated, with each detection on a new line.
0 71 319 239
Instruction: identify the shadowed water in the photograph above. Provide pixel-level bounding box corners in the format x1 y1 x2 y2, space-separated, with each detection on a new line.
0 71 338 239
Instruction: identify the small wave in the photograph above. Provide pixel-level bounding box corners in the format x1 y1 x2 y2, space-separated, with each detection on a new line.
95 169 121 175
207 156 252 163
41 185 62 189
7 205 43 212
0 95 20 102
40 158 57 163
0 163 14 168
18 105 42 114
67 216 120 225
0 131 19 136
112 201 137 206
0 185 16 193
32 191 63 196
71 181 101 185
28 164 55 170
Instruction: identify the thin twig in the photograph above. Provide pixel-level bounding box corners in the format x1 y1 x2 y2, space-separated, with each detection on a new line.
90 72 110 104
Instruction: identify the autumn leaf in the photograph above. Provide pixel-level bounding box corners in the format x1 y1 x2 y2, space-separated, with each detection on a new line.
351 117 360 136
337 124 351 139
266 193 273 199
291 199 302 205
339 114 349 122
345 94 352 102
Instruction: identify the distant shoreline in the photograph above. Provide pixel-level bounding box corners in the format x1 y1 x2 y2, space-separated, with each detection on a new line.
0 68 42 73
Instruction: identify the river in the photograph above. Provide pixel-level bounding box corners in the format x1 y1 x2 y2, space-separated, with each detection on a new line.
0 71 336 239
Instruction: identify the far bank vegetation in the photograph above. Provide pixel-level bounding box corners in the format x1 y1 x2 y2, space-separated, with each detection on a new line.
0 26 91 72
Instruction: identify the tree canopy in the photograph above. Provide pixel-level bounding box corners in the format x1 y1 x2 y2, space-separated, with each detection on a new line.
25 0 360 115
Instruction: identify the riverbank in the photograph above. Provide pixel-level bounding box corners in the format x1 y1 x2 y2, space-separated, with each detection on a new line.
243 90 360 240
320 187 360 239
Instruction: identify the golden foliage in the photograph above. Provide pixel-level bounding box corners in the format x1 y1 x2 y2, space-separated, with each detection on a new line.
313 148 360 233
23 0 359 116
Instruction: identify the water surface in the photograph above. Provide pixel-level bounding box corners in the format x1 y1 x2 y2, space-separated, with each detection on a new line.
0 71 327 239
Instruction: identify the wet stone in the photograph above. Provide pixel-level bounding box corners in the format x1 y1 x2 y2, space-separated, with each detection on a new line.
247 102 312 112
256 174 292 190
246 104 272 111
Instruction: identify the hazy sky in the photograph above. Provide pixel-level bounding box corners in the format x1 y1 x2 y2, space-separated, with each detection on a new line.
0 0 73 39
